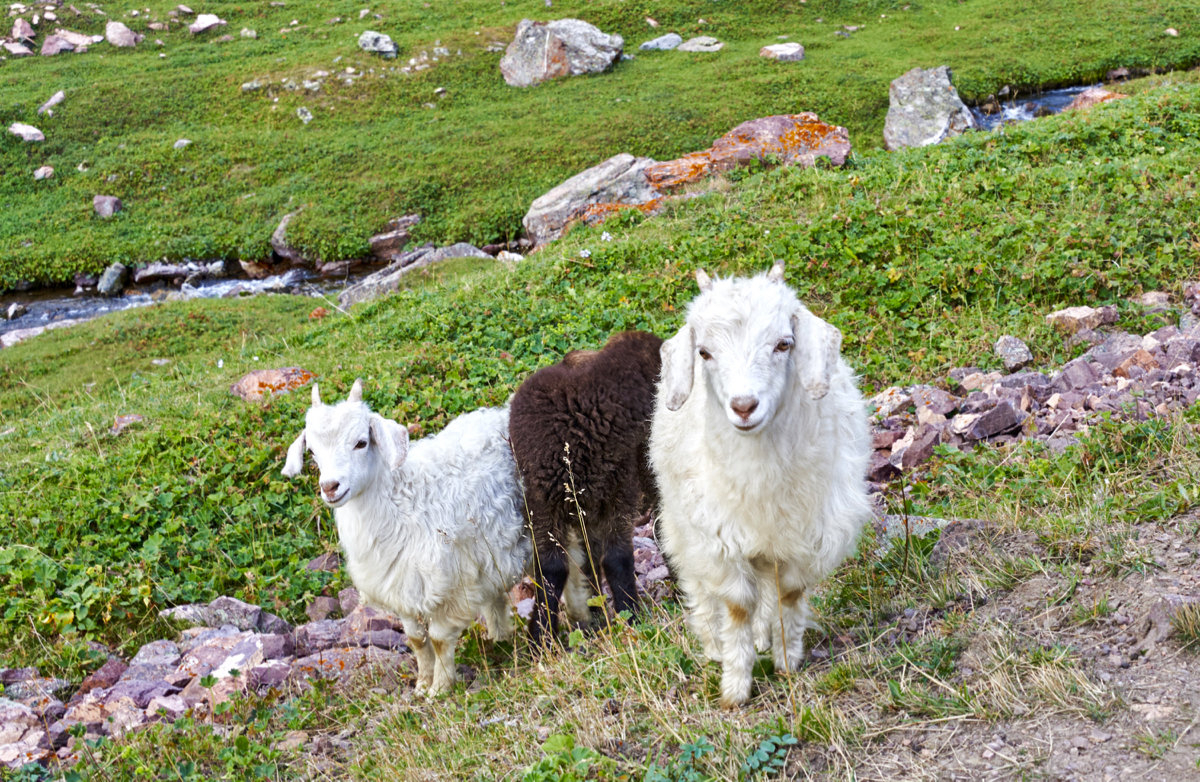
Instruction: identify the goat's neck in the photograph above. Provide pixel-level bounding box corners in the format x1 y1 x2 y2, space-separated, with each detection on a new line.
333 461 406 557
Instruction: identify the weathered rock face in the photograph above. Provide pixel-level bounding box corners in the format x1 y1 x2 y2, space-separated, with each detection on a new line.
760 42 805 61
97 263 128 296
522 113 850 246
883 66 978 151
500 18 623 87
33 166 54 181
7 123 43 142
3 42 33 57
357 30 397 58
93 195 122 218
40 35 75 55
229 367 315 401
105 21 142 47
12 17 35 41
1065 86 1128 112
645 113 851 190
639 33 682 51
523 154 661 246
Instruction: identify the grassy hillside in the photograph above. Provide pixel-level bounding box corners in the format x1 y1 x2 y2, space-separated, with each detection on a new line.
1 23 1200 782
2 0 1199 284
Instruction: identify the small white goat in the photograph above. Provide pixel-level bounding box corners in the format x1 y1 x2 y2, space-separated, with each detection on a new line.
282 380 530 696
649 262 872 707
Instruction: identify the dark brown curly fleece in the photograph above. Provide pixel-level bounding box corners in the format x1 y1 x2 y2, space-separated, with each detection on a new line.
509 330 663 648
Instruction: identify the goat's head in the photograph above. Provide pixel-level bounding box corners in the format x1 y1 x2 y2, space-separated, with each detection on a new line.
660 261 843 434
281 379 409 507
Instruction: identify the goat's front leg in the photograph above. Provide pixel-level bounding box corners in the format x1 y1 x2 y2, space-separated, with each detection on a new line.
714 564 759 709
426 618 469 696
401 617 435 696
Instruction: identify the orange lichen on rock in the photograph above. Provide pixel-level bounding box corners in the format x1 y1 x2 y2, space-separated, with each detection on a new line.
578 198 664 226
230 367 316 401
646 113 851 191
1065 87 1129 112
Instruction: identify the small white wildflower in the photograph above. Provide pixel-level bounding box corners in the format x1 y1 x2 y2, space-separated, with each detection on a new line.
217 359 224 368
253 355 260 361
579 248 591 258
600 231 613 242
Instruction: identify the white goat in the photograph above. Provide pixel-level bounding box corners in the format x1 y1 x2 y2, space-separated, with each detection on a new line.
649 262 872 708
282 380 530 696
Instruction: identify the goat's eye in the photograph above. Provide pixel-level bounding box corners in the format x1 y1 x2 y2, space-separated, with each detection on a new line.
698 348 712 361
775 338 794 353
354 439 368 450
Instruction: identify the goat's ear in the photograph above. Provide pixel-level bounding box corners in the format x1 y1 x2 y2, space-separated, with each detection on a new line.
348 378 363 403
282 431 306 478
792 308 842 401
767 261 786 283
369 414 409 471
695 269 713 292
660 325 696 411
311 383 322 406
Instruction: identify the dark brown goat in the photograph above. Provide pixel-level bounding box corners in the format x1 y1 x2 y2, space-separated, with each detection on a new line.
509 330 663 648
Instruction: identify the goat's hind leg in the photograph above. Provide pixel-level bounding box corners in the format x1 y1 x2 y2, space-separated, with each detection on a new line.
530 541 570 650
483 590 514 642
601 532 638 623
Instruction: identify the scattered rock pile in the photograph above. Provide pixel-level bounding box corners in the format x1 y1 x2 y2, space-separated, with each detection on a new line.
867 304 1200 483
0 530 674 772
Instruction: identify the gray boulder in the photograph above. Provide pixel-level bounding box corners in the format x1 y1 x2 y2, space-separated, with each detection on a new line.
883 66 978 151
38 90 65 116
94 195 123 218
12 18 35 41
639 33 682 51
270 212 308 265
3 42 33 56
7 123 43 142
760 42 805 61
357 30 398 58
40 35 76 56
523 153 660 246
500 18 623 87
994 335 1033 372
105 20 143 47
97 263 128 296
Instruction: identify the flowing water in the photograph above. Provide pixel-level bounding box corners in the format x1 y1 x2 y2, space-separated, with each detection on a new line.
0 268 349 343
970 84 1098 130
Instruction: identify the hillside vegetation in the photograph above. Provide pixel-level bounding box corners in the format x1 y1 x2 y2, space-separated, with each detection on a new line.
1 4 1200 778
2 0 1199 284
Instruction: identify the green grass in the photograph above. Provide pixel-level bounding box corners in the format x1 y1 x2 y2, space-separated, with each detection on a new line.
2 24 1200 779
3 0 1200 283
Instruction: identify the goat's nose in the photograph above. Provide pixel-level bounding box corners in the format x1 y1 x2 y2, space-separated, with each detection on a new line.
320 480 341 498
730 395 759 419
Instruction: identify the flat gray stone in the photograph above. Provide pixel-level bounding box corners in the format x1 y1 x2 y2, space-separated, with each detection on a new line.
639 33 682 51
